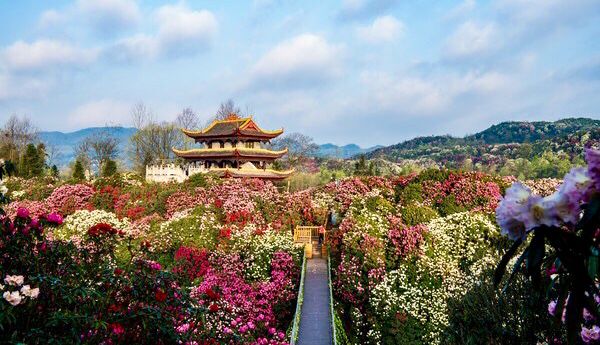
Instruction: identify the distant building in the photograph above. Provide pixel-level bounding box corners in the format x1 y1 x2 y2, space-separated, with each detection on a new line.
146 114 294 182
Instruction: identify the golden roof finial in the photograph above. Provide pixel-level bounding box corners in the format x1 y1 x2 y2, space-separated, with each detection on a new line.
225 112 240 121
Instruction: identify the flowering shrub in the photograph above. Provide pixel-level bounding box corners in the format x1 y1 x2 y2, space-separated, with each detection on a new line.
54 209 130 242
148 206 218 253
46 184 94 215
370 212 501 344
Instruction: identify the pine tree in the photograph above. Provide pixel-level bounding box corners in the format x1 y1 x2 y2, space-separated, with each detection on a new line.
73 159 85 181
102 159 118 177
21 144 42 178
51 165 59 178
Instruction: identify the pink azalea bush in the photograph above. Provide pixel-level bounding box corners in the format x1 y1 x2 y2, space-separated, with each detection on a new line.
46 184 94 215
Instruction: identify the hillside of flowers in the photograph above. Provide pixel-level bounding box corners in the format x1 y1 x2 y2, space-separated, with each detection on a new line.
4 162 600 344
0 174 309 344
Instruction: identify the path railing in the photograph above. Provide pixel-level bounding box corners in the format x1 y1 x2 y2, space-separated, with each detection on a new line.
328 253 338 345
289 251 307 345
293 226 325 244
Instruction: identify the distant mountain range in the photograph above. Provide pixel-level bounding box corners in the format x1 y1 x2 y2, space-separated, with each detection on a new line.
38 127 378 166
366 117 600 164
315 143 383 159
39 127 137 167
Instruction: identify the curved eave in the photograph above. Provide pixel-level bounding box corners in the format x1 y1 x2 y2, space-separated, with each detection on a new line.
212 168 295 180
172 147 288 159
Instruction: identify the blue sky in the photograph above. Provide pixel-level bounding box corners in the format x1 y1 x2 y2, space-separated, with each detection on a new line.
0 0 599 147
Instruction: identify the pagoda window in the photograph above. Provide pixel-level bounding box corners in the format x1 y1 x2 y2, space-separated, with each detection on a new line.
220 142 225 149
245 142 255 149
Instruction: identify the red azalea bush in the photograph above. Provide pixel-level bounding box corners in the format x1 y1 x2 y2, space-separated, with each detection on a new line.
172 246 211 282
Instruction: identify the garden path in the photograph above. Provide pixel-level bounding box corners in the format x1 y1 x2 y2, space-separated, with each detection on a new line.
297 255 333 345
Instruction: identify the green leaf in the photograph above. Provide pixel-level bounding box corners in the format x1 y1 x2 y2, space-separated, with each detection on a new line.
589 247 599 280
493 238 523 287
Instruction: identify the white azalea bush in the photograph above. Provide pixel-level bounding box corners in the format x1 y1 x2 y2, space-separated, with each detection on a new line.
147 206 219 252
54 209 130 241
230 225 300 281
370 212 502 344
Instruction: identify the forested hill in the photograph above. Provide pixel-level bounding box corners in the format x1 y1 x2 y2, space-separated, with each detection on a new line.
367 118 600 162
466 118 600 144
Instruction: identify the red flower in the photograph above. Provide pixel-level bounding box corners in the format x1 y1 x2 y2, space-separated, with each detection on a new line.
114 268 124 276
205 288 219 301
155 289 167 302
88 223 117 237
109 322 125 335
219 228 231 239
209 303 219 312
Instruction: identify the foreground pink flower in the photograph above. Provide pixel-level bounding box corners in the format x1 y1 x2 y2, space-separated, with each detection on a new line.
3 291 22 306
16 207 29 218
4 275 24 286
581 325 600 344
496 182 531 241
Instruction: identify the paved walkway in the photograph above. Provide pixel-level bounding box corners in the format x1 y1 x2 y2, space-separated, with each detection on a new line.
297 256 333 345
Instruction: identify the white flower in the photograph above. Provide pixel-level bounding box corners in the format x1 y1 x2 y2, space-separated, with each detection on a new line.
0 184 7 195
4 275 24 286
0 284 4 290
3 291 22 306
20 285 39 298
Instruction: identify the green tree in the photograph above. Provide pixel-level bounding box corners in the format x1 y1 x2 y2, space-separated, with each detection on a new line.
20 143 45 178
51 165 59 178
101 159 118 177
73 159 85 181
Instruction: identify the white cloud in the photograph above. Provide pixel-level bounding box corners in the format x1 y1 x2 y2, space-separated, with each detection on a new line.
38 10 64 29
155 4 218 56
444 21 499 60
76 0 141 32
360 69 512 116
67 99 131 128
356 15 404 44
248 34 343 88
2 40 97 72
106 4 218 61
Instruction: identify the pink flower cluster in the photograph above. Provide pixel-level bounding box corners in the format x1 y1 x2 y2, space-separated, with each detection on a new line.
46 184 94 215
497 165 592 241
387 216 426 258
165 189 208 219
5 200 48 219
191 251 298 343
422 171 502 211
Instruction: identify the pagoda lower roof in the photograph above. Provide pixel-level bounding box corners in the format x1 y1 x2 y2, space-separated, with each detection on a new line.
172 147 288 160
210 168 294 180
182 117 283 142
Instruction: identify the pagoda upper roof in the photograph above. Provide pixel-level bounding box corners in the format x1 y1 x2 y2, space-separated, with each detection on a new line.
182 115 283 141
173 147 288 160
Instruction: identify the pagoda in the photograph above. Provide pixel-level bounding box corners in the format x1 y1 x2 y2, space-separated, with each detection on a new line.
172 114 294 180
